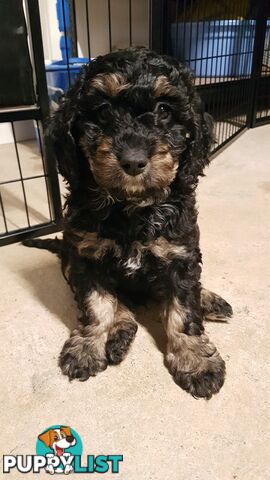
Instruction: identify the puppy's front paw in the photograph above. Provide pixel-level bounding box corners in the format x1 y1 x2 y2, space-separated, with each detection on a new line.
201 289 233 321
166 334 225 399
59 328 107 381
106 321 138 364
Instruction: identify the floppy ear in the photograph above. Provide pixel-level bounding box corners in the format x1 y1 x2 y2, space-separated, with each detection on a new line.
181 106 214 183
60 426 72 437
45 69 87 189
194 109 214 175
45 97 79 189
175 63 214 182
38 429 54 447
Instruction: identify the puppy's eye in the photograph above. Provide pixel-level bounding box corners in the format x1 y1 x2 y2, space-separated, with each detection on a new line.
156 103 171 121
96 104 111 123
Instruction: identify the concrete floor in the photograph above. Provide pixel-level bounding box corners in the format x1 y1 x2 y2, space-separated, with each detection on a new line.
0 125 270 479
0 139 51 232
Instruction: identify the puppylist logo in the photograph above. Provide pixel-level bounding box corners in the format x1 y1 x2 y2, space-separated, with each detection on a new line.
3 425 123 475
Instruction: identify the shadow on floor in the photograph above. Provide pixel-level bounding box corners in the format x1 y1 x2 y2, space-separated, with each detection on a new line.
17 255 167 354
18 258 77 331
135 304 167 354
1 186 49 230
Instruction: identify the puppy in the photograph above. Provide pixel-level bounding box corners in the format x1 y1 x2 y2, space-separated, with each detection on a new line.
24 48 232 399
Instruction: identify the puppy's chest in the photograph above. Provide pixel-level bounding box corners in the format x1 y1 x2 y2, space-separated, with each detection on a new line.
67 230 188 276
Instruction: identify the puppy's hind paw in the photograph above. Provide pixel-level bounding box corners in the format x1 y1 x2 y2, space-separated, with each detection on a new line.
166 334 226 399
59 328 107 381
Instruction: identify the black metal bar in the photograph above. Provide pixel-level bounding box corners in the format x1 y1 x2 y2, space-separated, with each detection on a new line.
71 0 78 56
85 0 91 59
214 17 224 146
0 106 41 123
0 190 8 233
108 0 112 52
148 0 152 49
198 0 206 83
182 0 187 67
247 1 268 127
193 0 201 84
11 122 31 227
0 222 61 247
149 0 164 53
36 120 53 221
188 51 259 63
160 0 166 53
129 0 132 47
43 135 63 224
174 0 179 56
223 3 237 144
0 174 49 187
61 0 71 86
197 77 252 94
187 0 193 67
186 52 258 63
26 0 50 119
234 4 248 131
208 14 217 138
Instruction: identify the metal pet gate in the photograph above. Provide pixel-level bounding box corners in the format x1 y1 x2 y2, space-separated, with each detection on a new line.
0 0 62 246
0 0 269 246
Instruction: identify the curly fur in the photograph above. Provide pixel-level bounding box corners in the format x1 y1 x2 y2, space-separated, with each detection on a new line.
24 48 232 398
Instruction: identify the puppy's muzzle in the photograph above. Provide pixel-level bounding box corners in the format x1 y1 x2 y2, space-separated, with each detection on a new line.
119 148 148 176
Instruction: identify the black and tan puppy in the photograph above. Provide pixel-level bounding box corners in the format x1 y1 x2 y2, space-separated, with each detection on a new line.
24 48 232 399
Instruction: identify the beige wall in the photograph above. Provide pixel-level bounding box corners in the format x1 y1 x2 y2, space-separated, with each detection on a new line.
39 0 149 61
75 0 149 58
38 0 61 61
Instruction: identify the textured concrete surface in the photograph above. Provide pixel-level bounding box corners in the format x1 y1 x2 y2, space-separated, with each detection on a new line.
0 125 270 479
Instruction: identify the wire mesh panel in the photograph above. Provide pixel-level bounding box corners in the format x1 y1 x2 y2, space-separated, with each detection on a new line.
256 17 270 122
1 0 270 246
43 0 150 103
165 0 258 152
262 20 270 77
0 0 62 246
40 0 270 147
0 121 53 235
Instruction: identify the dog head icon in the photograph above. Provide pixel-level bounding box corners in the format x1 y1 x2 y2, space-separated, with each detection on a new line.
38 426 76 456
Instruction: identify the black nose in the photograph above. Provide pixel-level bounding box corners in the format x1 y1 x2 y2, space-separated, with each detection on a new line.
66 435 74 443
119 148 148 176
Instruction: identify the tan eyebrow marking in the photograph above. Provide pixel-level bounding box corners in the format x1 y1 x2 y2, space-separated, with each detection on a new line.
90 73 130 97
153 75 179 97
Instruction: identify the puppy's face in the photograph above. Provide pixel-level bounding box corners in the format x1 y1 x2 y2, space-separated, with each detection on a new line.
52 49 213 203
78 74 189 203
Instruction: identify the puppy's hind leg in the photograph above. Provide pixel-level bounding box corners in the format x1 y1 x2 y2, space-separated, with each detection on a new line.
59 289 117 381
201 288 233 322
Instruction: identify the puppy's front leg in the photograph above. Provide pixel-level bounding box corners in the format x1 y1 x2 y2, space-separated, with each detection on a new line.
163 293 225 399
59 289 115 381
59 288 137 381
